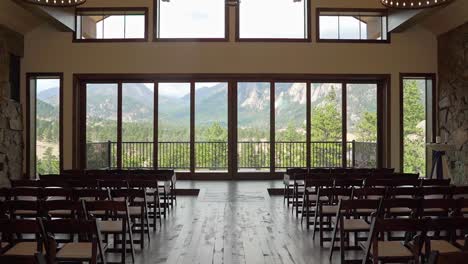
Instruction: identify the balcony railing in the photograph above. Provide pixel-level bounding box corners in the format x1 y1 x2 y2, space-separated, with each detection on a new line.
86 141 377 170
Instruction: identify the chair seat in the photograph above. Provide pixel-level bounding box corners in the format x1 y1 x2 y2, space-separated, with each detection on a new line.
321 205 338 215
49 210 72 216
98 220 123 233
3 242 41 256
363 241 414 258
56 242 92 259
117 206 142 216
423 240 461 254
308 195 329 202
13 210 37 216
295 180 305 186
455 240 465 248
89 210 107 216
423 208 446 213
356 208 376 215
134 197 145 203
389 207 412 214
340 219 370 231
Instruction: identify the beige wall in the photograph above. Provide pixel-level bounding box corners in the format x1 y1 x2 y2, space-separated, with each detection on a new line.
20 0 438 172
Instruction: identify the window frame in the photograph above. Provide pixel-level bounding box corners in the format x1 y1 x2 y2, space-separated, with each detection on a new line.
235 0 312 42
26 72 64 177
399 73 437 176
73 7 149 43
153 0 230 42
316 8 390 44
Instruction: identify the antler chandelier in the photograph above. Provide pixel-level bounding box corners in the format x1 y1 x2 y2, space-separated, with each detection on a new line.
22 0 86 7
381 0 453 9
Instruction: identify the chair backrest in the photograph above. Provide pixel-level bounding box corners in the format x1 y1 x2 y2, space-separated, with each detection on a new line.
11 180 42 188
337 199 380 213
128 179 159 189
11 187 43 201
6 200 41 217
73 189 110 201
42 200 85 219
111 188 146 203
352 187 386 200
420 179 451 187
366 178 419 188
97 179 129 189
333 178 364 189
379 198 421 218
84 200 129 219
68 179 98 189
418 198 457 217
452 186 468 199
0 219 42 246
303 173 333 188
386 187 419 198
43 188 73 200
418 186 453 199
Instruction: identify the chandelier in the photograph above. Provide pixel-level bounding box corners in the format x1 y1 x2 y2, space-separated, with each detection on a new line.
22 0 87 7
380 0 453 9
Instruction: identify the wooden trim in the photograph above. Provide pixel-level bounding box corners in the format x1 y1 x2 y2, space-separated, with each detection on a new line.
228 81 237 179
153 81 158 168
315 8 391 44
153 0 229 42
306 82 311 169
73 7 149 43
235 0 311 42
117 82 122 168
270 81 275 174
25 72 64 177
190 81 195 175
341 82 347 167
399 73 437 173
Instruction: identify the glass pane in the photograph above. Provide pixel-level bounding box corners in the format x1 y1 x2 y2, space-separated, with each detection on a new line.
78 15 104 39
403 79 427 176
275 83 307 170
360 16 383 40
339 16 360 39
347 83 378 168
158 83 191 170
103 15 125 39
310 83 342 167
158 0 225 38
86 83 118 169
35 78 60 175
125 15 145 38
239 0 307 39
319 16 339 39
122 83 154 168
195 82 228 171
238 82 270 171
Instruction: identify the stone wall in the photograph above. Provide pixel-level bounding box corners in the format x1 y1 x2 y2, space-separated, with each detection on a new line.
438 22 468 184
0 37 23 188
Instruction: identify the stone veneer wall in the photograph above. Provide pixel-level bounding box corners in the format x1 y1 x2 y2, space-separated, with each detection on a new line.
0 38 23 188
438 22 468 184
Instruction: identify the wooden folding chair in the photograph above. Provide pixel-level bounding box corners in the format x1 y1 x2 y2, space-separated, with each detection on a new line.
84 200 135 264
420 179 451 187
428 250 468 264
0 219 43 257
360 217 426 264
129 179 163 228
302 176 333 223
283 168 307 207
418 186 454 200
10 188 43 201
111 188 151 248
329 199 380 262
42 200 84 219
418 198 457 218
422 217 468 262
38 218 106 264
6 200 42 219
295 171 330 217
42 187 73 201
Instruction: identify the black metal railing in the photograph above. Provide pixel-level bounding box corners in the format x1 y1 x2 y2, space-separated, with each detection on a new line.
86 141 377 170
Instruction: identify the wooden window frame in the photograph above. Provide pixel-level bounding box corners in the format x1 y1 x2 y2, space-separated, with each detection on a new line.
316 8 390 44
235 0 312 42
73 73 389 180
399 73 437 175
153 0 230 42
26 72 64 177
73 7 149 43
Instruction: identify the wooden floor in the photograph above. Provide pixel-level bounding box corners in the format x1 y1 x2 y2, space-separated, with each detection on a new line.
125 181 354 264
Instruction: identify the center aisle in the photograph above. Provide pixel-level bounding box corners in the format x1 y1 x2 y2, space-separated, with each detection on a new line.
134 181 335 264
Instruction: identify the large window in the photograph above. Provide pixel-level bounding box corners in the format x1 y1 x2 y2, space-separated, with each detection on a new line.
28 74 62 176
79 75 386 177
402 75 435 176
195 82 228 171
75 8 147 41
155 0 226 40
238 0 309 40
237 82 271 171
275 83 307 170
318 9 388 42
158 83 191 171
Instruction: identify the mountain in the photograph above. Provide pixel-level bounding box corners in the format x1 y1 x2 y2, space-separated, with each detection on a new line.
79 82 377 130
37 87 60 107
